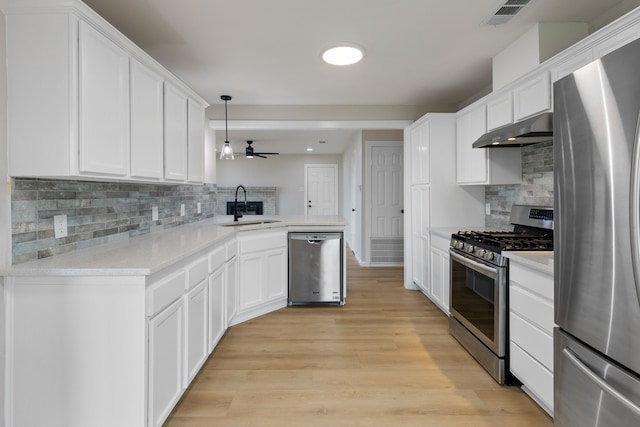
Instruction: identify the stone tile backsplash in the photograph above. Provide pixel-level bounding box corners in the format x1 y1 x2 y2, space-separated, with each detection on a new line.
485 141 554 228
11 178 217 264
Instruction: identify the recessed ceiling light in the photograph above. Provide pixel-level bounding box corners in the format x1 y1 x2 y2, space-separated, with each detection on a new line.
306 148 313 152
322 45 364 66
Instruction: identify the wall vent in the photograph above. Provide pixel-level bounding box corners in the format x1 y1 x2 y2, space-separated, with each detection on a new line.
481 0 533 26
370 237 403 265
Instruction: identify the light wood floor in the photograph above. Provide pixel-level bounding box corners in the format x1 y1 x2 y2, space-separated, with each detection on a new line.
165 251 553 427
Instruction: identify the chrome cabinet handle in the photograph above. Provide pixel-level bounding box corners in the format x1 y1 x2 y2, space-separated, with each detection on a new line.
563 348 640 417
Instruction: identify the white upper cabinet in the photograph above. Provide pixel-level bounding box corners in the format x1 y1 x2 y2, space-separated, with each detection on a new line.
456 105 489 184
513 71 551 121
164 83 188 182
3 0 208 184
187 98 206 183
410 121 430 185
486 91 513 132
78 21 130 176
456 104 522 186
130 59 164 180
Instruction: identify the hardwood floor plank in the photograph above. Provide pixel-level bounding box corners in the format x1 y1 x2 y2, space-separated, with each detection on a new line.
164 249 553 426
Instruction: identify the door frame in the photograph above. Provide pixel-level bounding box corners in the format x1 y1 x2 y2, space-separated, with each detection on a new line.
363 141 404 266
304 164 338 215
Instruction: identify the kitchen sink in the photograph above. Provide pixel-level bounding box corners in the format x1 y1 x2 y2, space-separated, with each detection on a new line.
219 219 282 227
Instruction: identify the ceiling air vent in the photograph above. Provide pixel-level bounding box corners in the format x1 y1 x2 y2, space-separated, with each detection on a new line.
481 0 533 26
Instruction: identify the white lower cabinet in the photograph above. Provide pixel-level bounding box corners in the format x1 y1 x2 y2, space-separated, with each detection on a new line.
148 298 184 427
429 234 450 315
184 279 209 386
4 226 333 426
209 266 225 351
224 237 239 326
506 257 554 416
236 229 288 323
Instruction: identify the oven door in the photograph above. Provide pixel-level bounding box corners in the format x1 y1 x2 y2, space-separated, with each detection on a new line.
449 249 507 356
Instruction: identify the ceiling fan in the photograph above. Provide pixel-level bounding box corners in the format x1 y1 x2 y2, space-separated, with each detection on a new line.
242 140 279 159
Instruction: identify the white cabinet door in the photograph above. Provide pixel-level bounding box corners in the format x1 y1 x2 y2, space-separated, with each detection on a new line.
456 105 488 184
486 91 513 131
130 58 164 180
410 121 430 185
513 71 551 121
429 246 450 314
78 21 130 176
411 235 423 290
225 256 238 326
187 98 205 183
164 83 188 181
238 252 264 311
264 248 287 301
148 298 184 427
184 279 208 386
208 266 225 352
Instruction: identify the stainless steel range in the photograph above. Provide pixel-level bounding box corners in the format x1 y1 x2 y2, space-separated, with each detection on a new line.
449 205 553 384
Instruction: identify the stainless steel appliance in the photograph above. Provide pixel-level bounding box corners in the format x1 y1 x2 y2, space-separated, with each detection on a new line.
554 38 640 426
288 232 344 305
449 205 553 384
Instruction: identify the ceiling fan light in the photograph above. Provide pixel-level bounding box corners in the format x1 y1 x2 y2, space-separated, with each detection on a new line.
322 45 363 66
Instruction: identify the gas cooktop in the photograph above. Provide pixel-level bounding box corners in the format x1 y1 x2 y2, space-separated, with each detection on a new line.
450 205 553 266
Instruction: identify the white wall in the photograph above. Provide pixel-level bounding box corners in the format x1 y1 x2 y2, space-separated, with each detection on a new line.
0 10 8 426
216 154 343 215
341 131 362 254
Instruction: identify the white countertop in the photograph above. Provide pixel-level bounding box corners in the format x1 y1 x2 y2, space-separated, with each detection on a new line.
503 251 554 275
2 215 347 277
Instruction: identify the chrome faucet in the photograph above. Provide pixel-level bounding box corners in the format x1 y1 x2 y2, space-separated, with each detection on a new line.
234 184 247 222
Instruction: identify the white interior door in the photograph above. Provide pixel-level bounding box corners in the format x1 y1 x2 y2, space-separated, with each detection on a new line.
368 143 404 264
305 164 338 215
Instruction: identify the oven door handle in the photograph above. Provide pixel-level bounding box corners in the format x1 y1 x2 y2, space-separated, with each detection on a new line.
449 250 499 278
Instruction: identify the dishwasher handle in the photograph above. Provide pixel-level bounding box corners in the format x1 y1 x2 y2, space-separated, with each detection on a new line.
289 233 342 244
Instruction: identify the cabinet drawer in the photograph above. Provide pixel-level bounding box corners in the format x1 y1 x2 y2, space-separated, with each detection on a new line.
430 234 450 252
209 245 225 273
509 263 554 300
147 269 186 316
510 340 554 413
509 284 554 333
186 257 208 290
239 231 287 254
510 312 554 370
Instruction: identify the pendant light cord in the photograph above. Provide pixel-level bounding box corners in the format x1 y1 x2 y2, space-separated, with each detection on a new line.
224 98 229 142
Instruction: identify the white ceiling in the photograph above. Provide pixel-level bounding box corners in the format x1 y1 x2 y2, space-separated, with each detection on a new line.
83 0 640 154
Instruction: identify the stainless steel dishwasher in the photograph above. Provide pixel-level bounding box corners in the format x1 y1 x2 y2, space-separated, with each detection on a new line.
288 232 344 305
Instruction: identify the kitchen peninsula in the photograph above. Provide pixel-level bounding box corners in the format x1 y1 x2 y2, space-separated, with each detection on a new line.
1 215 346 427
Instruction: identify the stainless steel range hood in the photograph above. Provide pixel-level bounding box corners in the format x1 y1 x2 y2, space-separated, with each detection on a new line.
472 112 553 148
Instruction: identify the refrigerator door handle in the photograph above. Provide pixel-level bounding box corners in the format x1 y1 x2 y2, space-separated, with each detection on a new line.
563 348 640 417
630 112 640 305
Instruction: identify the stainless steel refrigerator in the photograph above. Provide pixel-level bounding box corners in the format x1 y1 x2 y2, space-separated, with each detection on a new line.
554 38 640 426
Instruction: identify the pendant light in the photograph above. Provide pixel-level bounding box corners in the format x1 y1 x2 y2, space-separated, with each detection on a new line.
219 95 234 160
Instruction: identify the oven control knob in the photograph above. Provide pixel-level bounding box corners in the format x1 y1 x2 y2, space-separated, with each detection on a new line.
484 252 494 261
477 249 486 257
465 245 474 253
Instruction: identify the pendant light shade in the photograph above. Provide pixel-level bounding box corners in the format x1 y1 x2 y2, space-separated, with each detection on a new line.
219 95 234 160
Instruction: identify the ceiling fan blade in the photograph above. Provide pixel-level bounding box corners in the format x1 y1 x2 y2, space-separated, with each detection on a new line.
255 153 268 159
255 152 279 155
